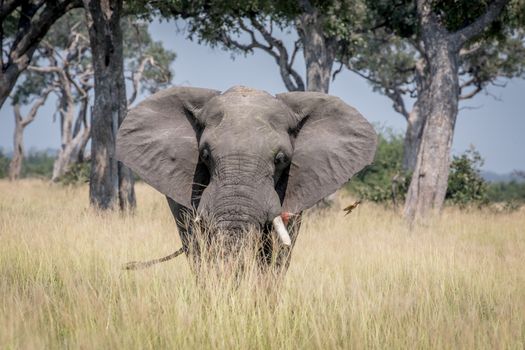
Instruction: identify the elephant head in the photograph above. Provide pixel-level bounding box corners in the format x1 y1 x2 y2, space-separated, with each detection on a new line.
116 86 377 267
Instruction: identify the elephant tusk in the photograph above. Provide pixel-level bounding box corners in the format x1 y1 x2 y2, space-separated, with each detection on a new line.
272 216 291 246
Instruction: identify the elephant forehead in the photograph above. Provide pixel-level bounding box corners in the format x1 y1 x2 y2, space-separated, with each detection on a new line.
214 94 291 127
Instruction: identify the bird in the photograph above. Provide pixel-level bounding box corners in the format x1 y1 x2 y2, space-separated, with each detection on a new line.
343 200 361 216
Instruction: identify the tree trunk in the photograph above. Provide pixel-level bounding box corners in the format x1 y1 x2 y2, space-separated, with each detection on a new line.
0 69 20 110
52 134 90 181
402 99 425 172
52 78 76 181
8 109 24 181
403 39 459 221
51 81 91 181
83 0 135 211
296 11 336 93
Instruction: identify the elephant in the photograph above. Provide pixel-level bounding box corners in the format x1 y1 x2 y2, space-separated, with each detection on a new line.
116 86 377 272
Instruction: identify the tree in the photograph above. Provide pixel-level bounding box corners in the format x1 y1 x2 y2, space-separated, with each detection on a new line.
30 40 93 182
8 85 53 180
344 1 525 173
0 0 81 109
402 0 517 221
82 0 175 211
82 0 133 210
343 0 522 220
16 9 175 182
148 0 364 93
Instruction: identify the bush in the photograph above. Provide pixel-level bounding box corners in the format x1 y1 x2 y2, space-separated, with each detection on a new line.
57 161 91 185
346 128 410 205
446 147 488 207
347 130 491 208
0 150 9 178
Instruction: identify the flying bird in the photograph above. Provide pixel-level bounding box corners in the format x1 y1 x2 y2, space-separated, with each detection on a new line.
343 200 361 216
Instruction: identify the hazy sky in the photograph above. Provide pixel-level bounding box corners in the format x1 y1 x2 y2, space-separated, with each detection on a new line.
0 19 524 173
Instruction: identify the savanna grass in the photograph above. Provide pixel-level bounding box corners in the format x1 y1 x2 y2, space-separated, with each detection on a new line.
1 180 524 349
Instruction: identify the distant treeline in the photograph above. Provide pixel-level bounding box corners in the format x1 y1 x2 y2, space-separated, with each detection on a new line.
0 149 54 179
1 141 524 208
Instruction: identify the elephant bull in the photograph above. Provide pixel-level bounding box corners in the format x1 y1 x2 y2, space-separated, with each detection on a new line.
117 86 377 271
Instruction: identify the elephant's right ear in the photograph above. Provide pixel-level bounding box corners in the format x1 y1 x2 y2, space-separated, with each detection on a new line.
116 87 221 208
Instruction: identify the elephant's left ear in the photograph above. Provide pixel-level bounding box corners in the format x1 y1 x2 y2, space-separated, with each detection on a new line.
277 92 377 213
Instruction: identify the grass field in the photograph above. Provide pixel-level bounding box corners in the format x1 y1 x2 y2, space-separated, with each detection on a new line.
1 180 524 349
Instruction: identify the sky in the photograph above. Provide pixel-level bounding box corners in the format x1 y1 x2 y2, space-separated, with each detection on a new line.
0 19 524 173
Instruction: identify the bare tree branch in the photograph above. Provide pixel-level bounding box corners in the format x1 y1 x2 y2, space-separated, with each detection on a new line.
459 85 482 100
18 86 54 127
347 66 410 120
128 55 154 105
249 17 305 91
215 17 305 91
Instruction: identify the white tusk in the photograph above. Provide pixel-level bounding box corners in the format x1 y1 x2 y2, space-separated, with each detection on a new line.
272 216 291 246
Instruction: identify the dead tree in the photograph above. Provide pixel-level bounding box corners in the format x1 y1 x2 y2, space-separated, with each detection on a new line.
28 33 92 181
8 87 53 180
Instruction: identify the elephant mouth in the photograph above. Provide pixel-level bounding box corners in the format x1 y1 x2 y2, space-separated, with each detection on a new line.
192 212 292 247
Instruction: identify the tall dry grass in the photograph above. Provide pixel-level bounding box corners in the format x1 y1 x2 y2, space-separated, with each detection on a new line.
0 179 524 349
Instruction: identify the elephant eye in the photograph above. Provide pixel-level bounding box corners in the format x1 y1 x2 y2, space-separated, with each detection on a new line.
200 148 210 163
274 151 289 166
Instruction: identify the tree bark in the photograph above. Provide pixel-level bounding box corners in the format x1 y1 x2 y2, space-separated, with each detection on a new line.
403 37 459 220
403 0 508 221
8 88 52 180
51 69 91 181
83 0 135 211
8 106 24 181
402 95 426 172
296 10 336 93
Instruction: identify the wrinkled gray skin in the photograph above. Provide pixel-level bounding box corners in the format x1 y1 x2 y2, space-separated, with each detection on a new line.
116 86 377 270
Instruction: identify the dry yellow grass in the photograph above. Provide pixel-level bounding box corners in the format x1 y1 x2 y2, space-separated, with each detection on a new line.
1 179 524 349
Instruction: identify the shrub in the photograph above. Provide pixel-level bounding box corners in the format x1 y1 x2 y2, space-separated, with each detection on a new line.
0 150 9 178
347 130 491 208
446 147 488 207
346 128 410 205
57 161 91 185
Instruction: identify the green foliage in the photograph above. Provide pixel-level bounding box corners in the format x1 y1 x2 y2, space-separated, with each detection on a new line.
20 151 55 179
350 0 525 121
364 0 417 38
57 162 91 186
0 150 9 178
487 179 525 206
11 71 55 105
347 131 496 209
347 128 410 204
144 0 366 61
446 148 489 207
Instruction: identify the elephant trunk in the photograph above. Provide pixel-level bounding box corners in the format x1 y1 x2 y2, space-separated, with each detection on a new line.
197 154 283 237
